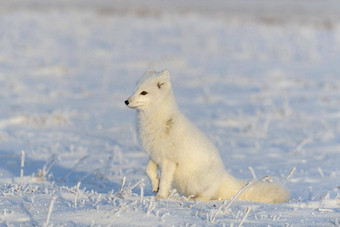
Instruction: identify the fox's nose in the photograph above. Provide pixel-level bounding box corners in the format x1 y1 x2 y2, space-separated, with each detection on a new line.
125 100 129 106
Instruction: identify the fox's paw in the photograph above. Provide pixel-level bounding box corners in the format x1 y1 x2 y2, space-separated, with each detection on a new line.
153 188 159 194
155 194 167 200
193 196 209 202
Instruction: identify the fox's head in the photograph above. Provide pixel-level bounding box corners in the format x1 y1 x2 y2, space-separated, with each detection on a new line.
125 69 172 111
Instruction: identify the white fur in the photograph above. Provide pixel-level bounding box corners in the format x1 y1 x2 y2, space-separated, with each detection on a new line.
125 70 289 203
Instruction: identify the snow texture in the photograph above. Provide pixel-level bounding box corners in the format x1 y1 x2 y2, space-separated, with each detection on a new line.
0 0 339 226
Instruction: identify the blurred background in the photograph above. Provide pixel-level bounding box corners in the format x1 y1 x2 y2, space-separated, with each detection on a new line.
1 0 340 184
0 0 340 225
1 0 340 190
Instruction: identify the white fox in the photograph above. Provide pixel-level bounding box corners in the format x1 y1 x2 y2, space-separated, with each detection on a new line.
125 70 289 203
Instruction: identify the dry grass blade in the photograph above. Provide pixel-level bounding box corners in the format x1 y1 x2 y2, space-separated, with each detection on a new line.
210 199 227 223
223 181 255 212
248 166 257 180
34 154 57 181
238 207 251 227
283 167 296 186
60 155 89 181
318 191 330 210
44 196 57 227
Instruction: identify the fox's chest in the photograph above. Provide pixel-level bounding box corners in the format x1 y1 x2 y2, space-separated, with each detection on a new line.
138 116 176 161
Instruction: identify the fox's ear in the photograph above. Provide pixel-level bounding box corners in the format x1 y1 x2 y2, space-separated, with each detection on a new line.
146 69 156 75
157 69 171 89
160 69 170 78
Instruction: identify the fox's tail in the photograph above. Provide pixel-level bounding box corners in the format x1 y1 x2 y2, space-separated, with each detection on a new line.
215 174 289 203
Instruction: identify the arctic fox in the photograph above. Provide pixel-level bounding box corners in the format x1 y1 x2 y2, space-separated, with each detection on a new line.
125 70 289 203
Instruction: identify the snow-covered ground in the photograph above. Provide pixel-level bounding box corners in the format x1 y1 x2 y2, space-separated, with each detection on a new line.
0 1 339 226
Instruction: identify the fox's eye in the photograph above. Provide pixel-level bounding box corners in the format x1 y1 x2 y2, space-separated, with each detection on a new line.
140 91 148 95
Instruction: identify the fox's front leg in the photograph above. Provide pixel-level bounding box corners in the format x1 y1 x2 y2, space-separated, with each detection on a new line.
156 160 176 199
146 159 160 193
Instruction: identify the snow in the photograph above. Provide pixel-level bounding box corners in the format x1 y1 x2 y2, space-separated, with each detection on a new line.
0 0 340 226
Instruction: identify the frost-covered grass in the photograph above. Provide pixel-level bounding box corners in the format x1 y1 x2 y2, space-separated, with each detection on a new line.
0 1 340 226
